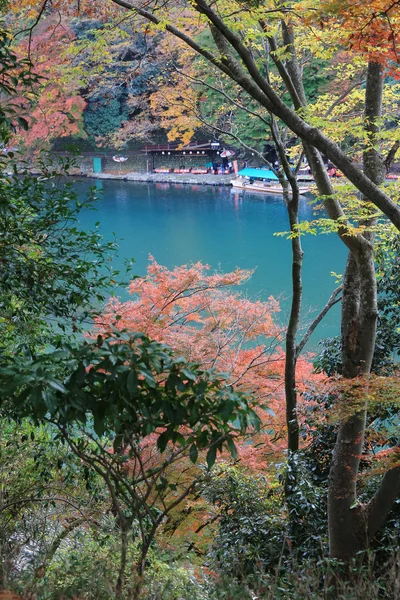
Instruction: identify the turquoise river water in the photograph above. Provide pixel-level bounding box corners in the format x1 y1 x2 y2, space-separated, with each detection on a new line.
75 178 348 344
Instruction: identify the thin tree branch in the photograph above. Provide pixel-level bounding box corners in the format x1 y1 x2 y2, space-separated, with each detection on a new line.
384 140 400 172
367 456 400 540
296 285 343 356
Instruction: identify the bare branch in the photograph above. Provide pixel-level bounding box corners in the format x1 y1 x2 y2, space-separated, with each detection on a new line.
367 457 400 540
296 285 343 356
384 140 400 172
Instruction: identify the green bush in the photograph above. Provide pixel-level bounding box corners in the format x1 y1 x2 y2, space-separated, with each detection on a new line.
203 555 400 600
204 461 328 579
204 465 286 577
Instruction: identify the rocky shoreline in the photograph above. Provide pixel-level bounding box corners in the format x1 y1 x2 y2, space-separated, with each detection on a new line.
89 171 233 186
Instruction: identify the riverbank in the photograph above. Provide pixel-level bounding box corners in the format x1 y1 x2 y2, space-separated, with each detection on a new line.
90 171 233 186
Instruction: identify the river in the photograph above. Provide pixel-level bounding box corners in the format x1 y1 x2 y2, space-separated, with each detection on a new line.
75 178 348 344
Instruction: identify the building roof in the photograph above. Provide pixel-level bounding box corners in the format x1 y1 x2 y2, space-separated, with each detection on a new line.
141 141 228 153
237 168 279 181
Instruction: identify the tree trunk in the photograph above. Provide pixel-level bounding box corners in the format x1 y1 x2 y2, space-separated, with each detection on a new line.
328 61 391 562
284 216 302 457
270 33 398 563
328 249 376 559
270 117 303 457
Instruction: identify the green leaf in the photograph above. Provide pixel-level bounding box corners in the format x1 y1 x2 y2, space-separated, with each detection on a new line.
47 379 67 393
157 431 169 453
127 370 137 396
206 445 217 470
93 414 104 437
181 368 197 382
227 437 237 459
17 116 28 130
189 443 198 464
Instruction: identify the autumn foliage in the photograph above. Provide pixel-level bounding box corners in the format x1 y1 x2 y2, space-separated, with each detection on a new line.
93 258 316 464
315 0 400 65
13 19 86 151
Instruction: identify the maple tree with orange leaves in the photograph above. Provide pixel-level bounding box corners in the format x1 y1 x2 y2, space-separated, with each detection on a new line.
11 17 86 152
93 258 318 465
316 0 400 65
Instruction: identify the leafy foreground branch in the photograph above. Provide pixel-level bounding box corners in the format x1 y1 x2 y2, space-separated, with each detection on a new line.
0 332 261 596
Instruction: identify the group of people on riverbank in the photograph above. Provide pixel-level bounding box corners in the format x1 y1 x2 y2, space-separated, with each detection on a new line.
212 157 234 174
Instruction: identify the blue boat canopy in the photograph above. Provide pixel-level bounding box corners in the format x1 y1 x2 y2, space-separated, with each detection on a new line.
237 168 279 181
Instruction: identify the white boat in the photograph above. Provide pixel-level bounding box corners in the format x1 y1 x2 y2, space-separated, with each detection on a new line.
231 168 311 195
296 166 315 185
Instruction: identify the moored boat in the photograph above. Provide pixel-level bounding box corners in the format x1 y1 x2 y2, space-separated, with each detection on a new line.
231 168 311 194
296 166 315 185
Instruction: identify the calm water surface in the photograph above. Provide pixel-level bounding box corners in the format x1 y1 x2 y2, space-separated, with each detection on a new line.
76 178 348 342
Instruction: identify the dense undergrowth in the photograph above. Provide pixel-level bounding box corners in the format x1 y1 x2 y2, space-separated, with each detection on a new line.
1 418 400 600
